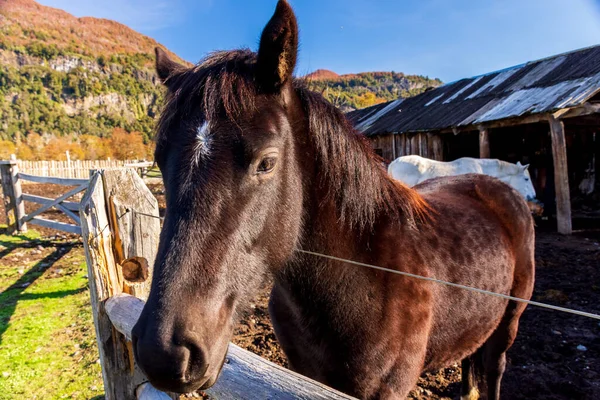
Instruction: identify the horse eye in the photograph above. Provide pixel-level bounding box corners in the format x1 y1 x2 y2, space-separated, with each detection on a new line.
257 157 277 174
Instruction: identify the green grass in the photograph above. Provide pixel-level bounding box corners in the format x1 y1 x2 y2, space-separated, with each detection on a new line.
0 230 104 399
145 166 162 179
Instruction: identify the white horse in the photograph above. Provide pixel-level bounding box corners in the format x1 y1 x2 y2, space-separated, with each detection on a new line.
388 155 537 201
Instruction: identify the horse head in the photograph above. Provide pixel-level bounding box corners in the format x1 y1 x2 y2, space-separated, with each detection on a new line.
131 1 307 392
502 161 536 201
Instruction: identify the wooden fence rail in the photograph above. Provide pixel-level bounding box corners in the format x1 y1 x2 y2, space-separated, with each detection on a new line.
0 159 155 234
79 168 356 400
16 159 147 179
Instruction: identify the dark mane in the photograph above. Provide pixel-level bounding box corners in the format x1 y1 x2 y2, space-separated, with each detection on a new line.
155 50 429 230
296 88 430 229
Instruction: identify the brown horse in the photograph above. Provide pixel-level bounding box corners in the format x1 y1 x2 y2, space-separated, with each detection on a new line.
131 2 535 399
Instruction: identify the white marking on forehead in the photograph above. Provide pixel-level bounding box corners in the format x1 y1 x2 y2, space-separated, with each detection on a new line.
194 121 212 162
197 121 210 142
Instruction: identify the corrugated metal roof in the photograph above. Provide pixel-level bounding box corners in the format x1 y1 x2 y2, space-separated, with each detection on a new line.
348 44 600 136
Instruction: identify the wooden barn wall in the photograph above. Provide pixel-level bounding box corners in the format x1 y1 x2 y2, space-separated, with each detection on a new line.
368 133 445 164
369 135 395 163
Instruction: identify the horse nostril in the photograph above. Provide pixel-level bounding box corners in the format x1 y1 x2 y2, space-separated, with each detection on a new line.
133 328 211 393
181 337 210 382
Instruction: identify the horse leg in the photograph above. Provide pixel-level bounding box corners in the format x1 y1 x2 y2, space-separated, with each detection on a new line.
480 299 527 400
461 355 481 400
482 241 534 400
461 347 485 400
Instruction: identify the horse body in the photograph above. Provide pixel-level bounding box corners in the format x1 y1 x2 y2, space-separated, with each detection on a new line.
270 174 534 398
131 2 535 399
388 155 537 201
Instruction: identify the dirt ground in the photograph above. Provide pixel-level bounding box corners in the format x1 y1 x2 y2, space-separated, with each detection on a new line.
7 183 600 399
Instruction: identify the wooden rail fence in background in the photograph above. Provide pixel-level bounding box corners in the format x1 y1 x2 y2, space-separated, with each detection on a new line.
79 168 356 400
16 159 147 179
0 159 155 234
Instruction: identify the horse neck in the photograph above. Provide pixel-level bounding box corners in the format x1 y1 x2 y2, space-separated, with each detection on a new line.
292 106 428 266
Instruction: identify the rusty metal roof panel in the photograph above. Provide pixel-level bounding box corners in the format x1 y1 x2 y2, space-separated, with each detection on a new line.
348 44 600 135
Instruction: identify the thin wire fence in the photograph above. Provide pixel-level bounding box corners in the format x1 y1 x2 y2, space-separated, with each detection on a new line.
131 209 600 321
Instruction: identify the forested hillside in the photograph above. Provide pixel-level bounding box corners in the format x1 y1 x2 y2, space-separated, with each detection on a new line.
0 0 441 160
0 0 185 159
306 69 442 111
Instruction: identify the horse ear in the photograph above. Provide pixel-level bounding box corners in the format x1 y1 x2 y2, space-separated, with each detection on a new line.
256 0 299 91
155 47 185 85
523 164 530 170
516 161 522 167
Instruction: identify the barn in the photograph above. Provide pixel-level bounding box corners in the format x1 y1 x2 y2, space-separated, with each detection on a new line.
348 44 600 234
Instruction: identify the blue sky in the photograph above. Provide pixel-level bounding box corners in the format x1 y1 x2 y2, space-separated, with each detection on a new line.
38 0 600 82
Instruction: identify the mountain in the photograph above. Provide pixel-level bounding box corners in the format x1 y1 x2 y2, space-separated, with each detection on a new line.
0 0 188 159
0 0 441 160
306 69 341 81
305 70 442 111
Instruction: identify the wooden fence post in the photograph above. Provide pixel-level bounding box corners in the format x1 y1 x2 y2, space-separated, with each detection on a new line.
102 168 161 299
0 160 27 233
479 126 490 159
548 116 572 234
80 169 173 400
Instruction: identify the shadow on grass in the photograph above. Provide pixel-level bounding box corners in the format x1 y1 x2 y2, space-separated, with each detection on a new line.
0 239 79 345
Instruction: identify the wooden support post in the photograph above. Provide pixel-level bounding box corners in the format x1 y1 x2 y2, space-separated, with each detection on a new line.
432 134 444 161
479 126 490 158
418 133 426 158
0 160 26 232
427 133 434 159
410 135 419 156
548 116 572 234
398 134 406 157
80 170 173 400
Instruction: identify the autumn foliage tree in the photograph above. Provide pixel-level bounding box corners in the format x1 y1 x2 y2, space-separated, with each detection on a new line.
1 129 154 161
43 137 85 160
0 141 16 159
108 128 148 160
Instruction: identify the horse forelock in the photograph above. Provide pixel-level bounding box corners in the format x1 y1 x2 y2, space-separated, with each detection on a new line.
155 49 259 153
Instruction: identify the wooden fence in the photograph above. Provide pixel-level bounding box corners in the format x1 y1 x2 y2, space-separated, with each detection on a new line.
79 168 356 400
16 159 150 179
0 160 88 234
0 160 155 234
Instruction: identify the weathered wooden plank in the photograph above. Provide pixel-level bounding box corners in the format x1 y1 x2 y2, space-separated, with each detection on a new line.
419 133 428 158
397 134 406 157
124 162 154 169
80 172 147 400
22 185 86 224
102 169 161 300
106 294 357 400
553 102 600 120
479 126 490 158
22 194 80 211
55 203 81 225
432 134 444 161
29 217 81 234
410 135 419 156
18 173 89 186
548 116 572 234
0 161 26 232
